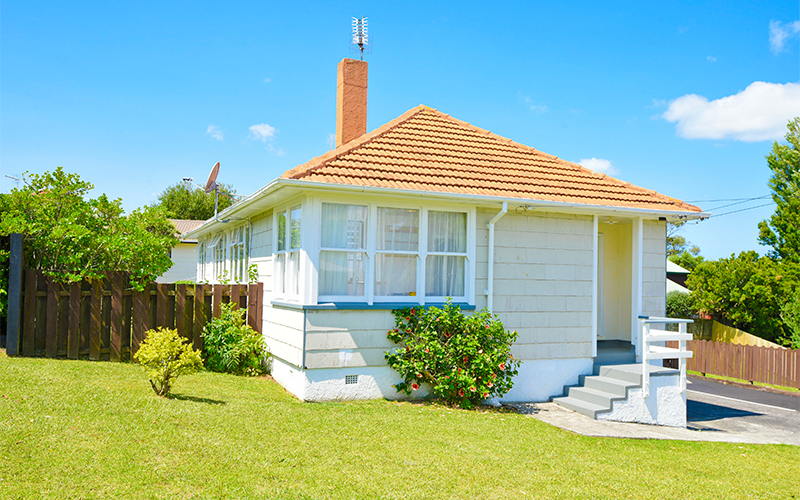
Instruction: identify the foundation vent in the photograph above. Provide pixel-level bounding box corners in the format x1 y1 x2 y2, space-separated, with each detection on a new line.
345 375 359 385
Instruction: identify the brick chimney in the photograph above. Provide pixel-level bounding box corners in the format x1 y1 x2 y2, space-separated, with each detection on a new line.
336 58 368 147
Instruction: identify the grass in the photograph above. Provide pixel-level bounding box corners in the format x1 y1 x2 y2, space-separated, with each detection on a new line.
688 370 800 394
1 351 798 500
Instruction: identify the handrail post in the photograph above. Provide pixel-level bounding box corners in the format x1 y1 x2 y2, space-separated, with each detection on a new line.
642 320 650 397
679 322 687 393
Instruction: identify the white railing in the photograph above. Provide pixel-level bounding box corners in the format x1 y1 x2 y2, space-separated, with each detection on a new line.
638 316 694 397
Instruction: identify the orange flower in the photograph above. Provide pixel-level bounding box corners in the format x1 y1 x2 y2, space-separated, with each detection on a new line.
499 363 506 370
411 383 419 391
458 389 465 397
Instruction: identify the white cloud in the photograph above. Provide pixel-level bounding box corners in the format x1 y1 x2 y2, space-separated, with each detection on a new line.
263 77 272 83
578 158 618 175
706 55 717 62
249 123 277 142
518 92 548 114
770 20 800 53
265 143 287 156
661 81 800 142
206 124 224 141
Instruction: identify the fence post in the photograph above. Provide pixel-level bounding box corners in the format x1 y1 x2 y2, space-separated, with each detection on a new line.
5 234 24 355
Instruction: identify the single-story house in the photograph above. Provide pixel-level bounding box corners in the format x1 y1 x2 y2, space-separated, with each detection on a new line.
158 219 205 283
186 58 707 426
667 260 691 293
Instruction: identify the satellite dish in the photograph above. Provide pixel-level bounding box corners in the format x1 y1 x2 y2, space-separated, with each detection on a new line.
204 162 220 193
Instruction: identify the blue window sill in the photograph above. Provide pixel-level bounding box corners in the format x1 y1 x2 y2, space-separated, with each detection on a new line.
271 301 475 311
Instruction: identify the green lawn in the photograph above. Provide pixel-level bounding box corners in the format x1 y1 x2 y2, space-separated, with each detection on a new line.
1 350 798 500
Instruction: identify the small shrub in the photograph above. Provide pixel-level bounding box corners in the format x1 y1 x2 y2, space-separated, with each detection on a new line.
202 302 269 376
385 299 520 409
134 327 203 397
666 291 694 319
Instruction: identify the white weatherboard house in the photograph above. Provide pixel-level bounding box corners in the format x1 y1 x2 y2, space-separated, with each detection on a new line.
158 219 205 283
186 58 706 427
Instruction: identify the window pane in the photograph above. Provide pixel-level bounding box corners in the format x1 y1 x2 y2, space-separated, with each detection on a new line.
290 207 301 249
426 255 465 297
377 208 419 251
319 251 365 296
428 211 467 253
277 211 286 251
375 254 417 297
277 254 285 294
321 203 367 249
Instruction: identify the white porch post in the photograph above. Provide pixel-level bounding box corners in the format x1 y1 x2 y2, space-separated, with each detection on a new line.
591 215 598 358
631 217 644 361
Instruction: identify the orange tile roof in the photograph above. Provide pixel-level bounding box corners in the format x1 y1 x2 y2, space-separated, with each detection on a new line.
282 106 701 213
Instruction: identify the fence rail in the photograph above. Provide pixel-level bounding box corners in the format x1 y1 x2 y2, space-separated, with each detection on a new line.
666 340 800 389
7 269 263 362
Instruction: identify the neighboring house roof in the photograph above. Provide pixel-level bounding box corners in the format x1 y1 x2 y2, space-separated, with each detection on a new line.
169 219 205 243
667 279 690 294
667 260 690 274
281 106 702 213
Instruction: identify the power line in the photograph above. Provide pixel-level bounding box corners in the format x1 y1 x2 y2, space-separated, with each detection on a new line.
709 202 775 218
705 194 772 212
685 195 770 203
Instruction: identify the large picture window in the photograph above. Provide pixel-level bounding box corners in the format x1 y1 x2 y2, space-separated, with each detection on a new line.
375 208 419 297
319 203 367 297
426 211 467 297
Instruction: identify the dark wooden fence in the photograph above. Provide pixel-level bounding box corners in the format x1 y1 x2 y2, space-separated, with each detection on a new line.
6 269 263 362
666 340 800 389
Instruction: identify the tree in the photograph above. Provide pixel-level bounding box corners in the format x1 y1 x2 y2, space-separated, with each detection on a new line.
669 250 705 272
153 181 236 221
0 168 178 289
687 251 800 342
758 117 800 263
667 221 701 257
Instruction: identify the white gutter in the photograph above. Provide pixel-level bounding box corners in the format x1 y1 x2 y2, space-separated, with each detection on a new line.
185 178 709 239
486 202 508 313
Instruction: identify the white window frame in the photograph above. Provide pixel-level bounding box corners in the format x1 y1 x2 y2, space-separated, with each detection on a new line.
315 197 475 306
318 202 369 303
228 225 250 283
273 201 303 301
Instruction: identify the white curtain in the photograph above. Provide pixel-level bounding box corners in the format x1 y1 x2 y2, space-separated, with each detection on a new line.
426 211 467 297
320 204 367 296
320 252 365 296
375 254 417 297
321 204 367 249
377 208 419 251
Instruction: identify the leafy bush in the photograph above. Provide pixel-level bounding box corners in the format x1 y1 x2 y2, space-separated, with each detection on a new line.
202 302 269 376
780 295 800 349
385 300 520 409
666 291 694 319
134 327 203 397
687 251 800 342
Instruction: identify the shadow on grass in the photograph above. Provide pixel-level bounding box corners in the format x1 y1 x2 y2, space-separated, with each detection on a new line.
168 393 226 405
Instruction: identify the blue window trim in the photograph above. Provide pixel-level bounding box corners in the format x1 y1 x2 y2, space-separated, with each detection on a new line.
271 300 476 311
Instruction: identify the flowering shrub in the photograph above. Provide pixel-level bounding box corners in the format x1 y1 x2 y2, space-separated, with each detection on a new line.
385 299 520 408
134 327 203 397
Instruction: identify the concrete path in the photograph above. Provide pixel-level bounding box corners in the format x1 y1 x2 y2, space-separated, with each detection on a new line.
515 377 800 446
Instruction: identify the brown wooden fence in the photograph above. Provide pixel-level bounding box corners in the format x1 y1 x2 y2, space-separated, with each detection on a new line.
666 340 800 389
7 270 263 362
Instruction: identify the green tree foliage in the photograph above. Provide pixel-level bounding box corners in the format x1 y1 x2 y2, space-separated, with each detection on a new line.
202 302 269 376
780 295 800 349
134 327 203 397
667 221 701 257
153 181 236 221
669 250 705 272
687 251 800 342
0 168 178 290
758 118 800 263
666 291 694 319
385 300 520 408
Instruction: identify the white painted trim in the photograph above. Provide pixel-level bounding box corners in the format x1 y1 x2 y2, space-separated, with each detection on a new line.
631 217 644 360
591 215 598 357
597 233 605 340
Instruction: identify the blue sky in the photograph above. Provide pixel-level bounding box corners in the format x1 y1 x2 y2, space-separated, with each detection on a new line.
2 0 799 260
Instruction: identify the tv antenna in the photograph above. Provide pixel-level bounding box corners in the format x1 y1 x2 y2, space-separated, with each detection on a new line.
351 16 369 60
204 162 229 223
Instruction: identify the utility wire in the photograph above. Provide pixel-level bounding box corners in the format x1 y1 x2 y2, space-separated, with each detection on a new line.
709 202 775 218
685 195 770 203
705 194 772 212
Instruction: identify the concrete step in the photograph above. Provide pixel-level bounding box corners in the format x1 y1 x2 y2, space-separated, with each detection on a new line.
565 386 617 408
594 349 636 366
581 374 636 398
551 395 608 419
